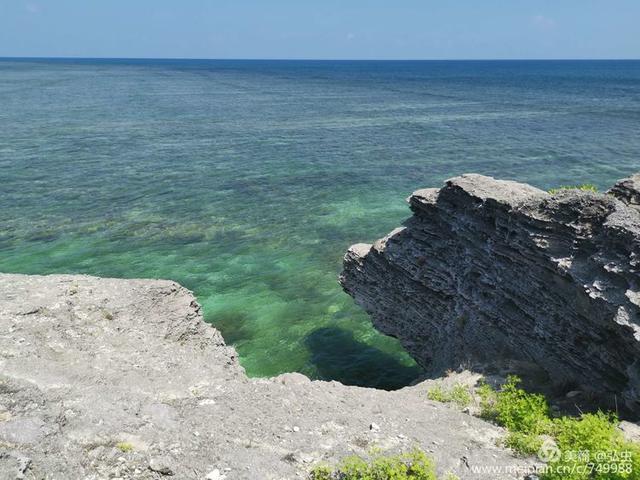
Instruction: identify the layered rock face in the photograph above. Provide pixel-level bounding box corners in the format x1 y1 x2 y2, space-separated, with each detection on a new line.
341 174 640 414
610 173 640 208
0 273 535 479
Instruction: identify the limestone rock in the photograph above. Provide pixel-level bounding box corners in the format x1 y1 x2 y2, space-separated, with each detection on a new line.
0 273 536 479
609 173 640 208
149 456 175 475
341 173 640 415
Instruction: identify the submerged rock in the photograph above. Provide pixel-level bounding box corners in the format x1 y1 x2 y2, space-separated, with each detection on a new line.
340 173 640 415
0 273 535 479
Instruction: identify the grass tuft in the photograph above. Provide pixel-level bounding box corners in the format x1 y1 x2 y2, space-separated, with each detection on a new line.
426 383 472 408
479 376 551 434
479 376 640 479
115 442 134 453
309 449 437 480
548 184 598 194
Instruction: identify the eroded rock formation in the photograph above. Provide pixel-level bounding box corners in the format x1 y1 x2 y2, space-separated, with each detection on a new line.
341 174 640 415
610 173 640 208
0 273 534 479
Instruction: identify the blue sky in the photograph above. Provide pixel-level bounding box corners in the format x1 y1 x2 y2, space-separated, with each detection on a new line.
1 1 638 59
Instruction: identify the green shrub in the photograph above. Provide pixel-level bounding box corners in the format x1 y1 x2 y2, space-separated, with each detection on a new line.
308 464 333 480
309 449 437 480
476 381 497 418
542 412 640 480
477 376 640 479
548 184 598 194
426 383 472 408
491 376 550 435
553 411 618 454
504 431 545 456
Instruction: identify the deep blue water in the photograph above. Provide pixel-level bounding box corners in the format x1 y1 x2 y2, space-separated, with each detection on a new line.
1 59 639 388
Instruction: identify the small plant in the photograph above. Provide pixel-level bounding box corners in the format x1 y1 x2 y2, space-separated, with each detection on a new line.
490 376 550 434
426 385 447 403
503 431 545 456
476 381 497 418
309 464 333 480
477 376 640 479
115 442 134 453
542 412 640 480
426 383 472 408
309 449 437 480
478 376 550 457
548 184 598 194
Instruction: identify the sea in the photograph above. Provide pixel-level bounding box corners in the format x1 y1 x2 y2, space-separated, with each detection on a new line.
1 59 639 389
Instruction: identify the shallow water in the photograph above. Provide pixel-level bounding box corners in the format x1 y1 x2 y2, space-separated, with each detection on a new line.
1 59 640 388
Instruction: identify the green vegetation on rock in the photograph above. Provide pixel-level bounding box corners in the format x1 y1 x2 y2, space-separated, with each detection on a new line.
425 376 640 478
115 442 134 453
548 184 598 194
479 376 550 435
426 383 472 408
479 376 640 480
309 449 437 480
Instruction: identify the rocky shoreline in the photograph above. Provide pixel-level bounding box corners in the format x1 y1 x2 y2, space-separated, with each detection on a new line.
341 173 640 416
0 273 534 479
4 172 640 479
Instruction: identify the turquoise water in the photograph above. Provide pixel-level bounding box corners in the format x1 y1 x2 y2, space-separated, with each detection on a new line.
2 59 640 388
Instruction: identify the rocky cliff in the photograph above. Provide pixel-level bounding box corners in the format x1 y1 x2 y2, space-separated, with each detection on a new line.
340 174 640 415
0 273 535 480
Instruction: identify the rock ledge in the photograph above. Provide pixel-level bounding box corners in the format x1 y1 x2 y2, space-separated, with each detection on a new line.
0 273 534 479
341 173 640 416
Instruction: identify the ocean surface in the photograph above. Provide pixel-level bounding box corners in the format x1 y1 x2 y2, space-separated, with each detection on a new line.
1 59 640 389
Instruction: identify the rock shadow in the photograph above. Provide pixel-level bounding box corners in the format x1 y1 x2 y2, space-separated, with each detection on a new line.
304 326 423 390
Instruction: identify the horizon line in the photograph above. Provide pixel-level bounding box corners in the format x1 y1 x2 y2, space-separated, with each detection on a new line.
1 56 639 62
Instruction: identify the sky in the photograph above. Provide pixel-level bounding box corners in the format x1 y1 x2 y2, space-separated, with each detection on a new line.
0 1 638 60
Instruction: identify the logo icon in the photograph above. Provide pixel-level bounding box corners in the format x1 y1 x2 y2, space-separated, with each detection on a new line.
538 438 561 463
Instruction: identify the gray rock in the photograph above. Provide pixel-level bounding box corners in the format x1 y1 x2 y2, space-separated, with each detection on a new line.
0 418 46 445
609 173 640 208
619 420 640 443
0 273 538 479
205 470 224 480
340 173 640 415
149 456 175 475
0 452 31 480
